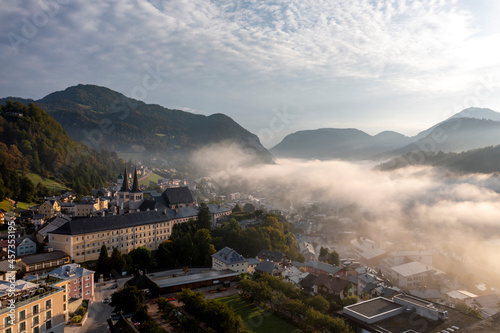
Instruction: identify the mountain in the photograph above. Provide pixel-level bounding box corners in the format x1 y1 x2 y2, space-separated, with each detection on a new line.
390 108 500 156
271 128 412 160
271 107 500 160
0 101 124 200
378 145 500 174
1 84 273 163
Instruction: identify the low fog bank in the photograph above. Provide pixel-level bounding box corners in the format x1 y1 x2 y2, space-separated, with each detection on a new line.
191 144 500 288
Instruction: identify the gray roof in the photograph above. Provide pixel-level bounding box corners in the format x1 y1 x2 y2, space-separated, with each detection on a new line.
162 187 194 206
22 251 70 265
45 263 94 280
256 250 285 262
305 260 342 275
212 247 246 265
37 216 71 238
153 270 239 289
48 207 204 236
255 261 277 274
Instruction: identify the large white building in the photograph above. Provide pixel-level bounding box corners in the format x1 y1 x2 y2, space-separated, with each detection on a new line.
211 247 248 274
385 261 444 289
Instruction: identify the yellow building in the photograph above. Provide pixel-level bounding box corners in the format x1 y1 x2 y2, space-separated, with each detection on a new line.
211 247 248 274
48 208 201 263
0 279 65 333
37 200 61 219
74 198 109 217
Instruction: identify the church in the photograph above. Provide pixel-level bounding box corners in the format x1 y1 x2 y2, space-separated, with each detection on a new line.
116 167 144 214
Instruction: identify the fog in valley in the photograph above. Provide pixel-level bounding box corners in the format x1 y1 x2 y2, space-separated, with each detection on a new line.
191 143 500 292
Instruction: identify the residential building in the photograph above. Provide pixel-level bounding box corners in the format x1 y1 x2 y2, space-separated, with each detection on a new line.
74 197 108 217
0 209 6 224
312 274 354 300
0 280 65 333
254 261 284 277
385 261 444 289
256 250 286 264
32 214 46 228
350 237 387 268
445 290 478 306
16 238 37 256
228 192 240 201
299 241 316 261
211 247 248 274
304 260 346 277
37 200 61 219
246 258 261 274
44 264 95 300
21 251 71 275
206 204 232 228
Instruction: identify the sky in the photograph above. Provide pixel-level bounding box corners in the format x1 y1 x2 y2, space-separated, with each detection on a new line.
2 0 500 147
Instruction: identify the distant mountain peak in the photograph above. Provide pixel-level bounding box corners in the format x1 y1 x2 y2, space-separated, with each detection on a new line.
450 107 500 122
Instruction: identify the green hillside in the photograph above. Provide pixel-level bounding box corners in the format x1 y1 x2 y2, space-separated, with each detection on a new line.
0 101 124 201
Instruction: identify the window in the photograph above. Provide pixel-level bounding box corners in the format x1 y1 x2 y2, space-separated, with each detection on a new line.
5 328 12 333
33 315 39 325
4 317 11 327
33 305 39 314
45 320 52 330
19 321 26 332
63 295 66 302
76 245 79 249
19 310 26 320
65 237 68 241
46 310 51 320
46 300 51 309
64 304 67 311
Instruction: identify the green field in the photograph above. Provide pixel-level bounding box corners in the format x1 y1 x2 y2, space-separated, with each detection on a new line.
139 172 163 187
0 200 13 212
26 173 70 192
217 294 300 333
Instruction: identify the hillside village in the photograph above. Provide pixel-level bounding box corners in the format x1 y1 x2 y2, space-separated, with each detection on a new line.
1 161 499 333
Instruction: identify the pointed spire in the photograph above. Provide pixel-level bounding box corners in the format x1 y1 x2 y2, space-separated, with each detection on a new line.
132 167 140 192
120 167 129 191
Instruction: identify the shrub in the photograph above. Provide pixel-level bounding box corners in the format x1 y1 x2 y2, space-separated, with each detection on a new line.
71 315 82 323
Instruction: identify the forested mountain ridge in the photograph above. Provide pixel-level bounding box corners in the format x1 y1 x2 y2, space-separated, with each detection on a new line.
1 84 274 163
378 144 500 174
0 101 123 201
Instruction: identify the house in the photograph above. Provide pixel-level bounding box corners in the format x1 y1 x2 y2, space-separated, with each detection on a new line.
299 241 316 261
74 198 106 217
107 313 140 333
409 289 442 303
32 214 46 228
16 237 37 256
0 209 6 224
36 216 71 243
0 279 66 333
304 260 346 277
299 273 317 294
285 266 310 286
256 250 286 264
445 290 478 306
207 204 232 228
254 261 284 277
246 258 261 274
473 294 500 317
350 237 387 268
21 251 71 275
43 263 95 300
312 274 354 300
211 247 248 273
0 259 22 281
37 199 61 219
386 261 444 289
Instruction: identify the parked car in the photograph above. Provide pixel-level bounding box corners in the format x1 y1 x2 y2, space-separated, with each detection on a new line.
103 298 111 304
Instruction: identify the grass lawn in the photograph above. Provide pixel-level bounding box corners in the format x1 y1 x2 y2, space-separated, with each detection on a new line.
139 172 163 187
218 294 301 333
26 173 70 192
0 200 13 212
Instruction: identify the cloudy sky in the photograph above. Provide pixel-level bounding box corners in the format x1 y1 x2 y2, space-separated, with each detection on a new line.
2 0 500 147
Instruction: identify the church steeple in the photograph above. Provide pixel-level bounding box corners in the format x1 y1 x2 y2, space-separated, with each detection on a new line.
132 167 140 192
120 167 129 191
